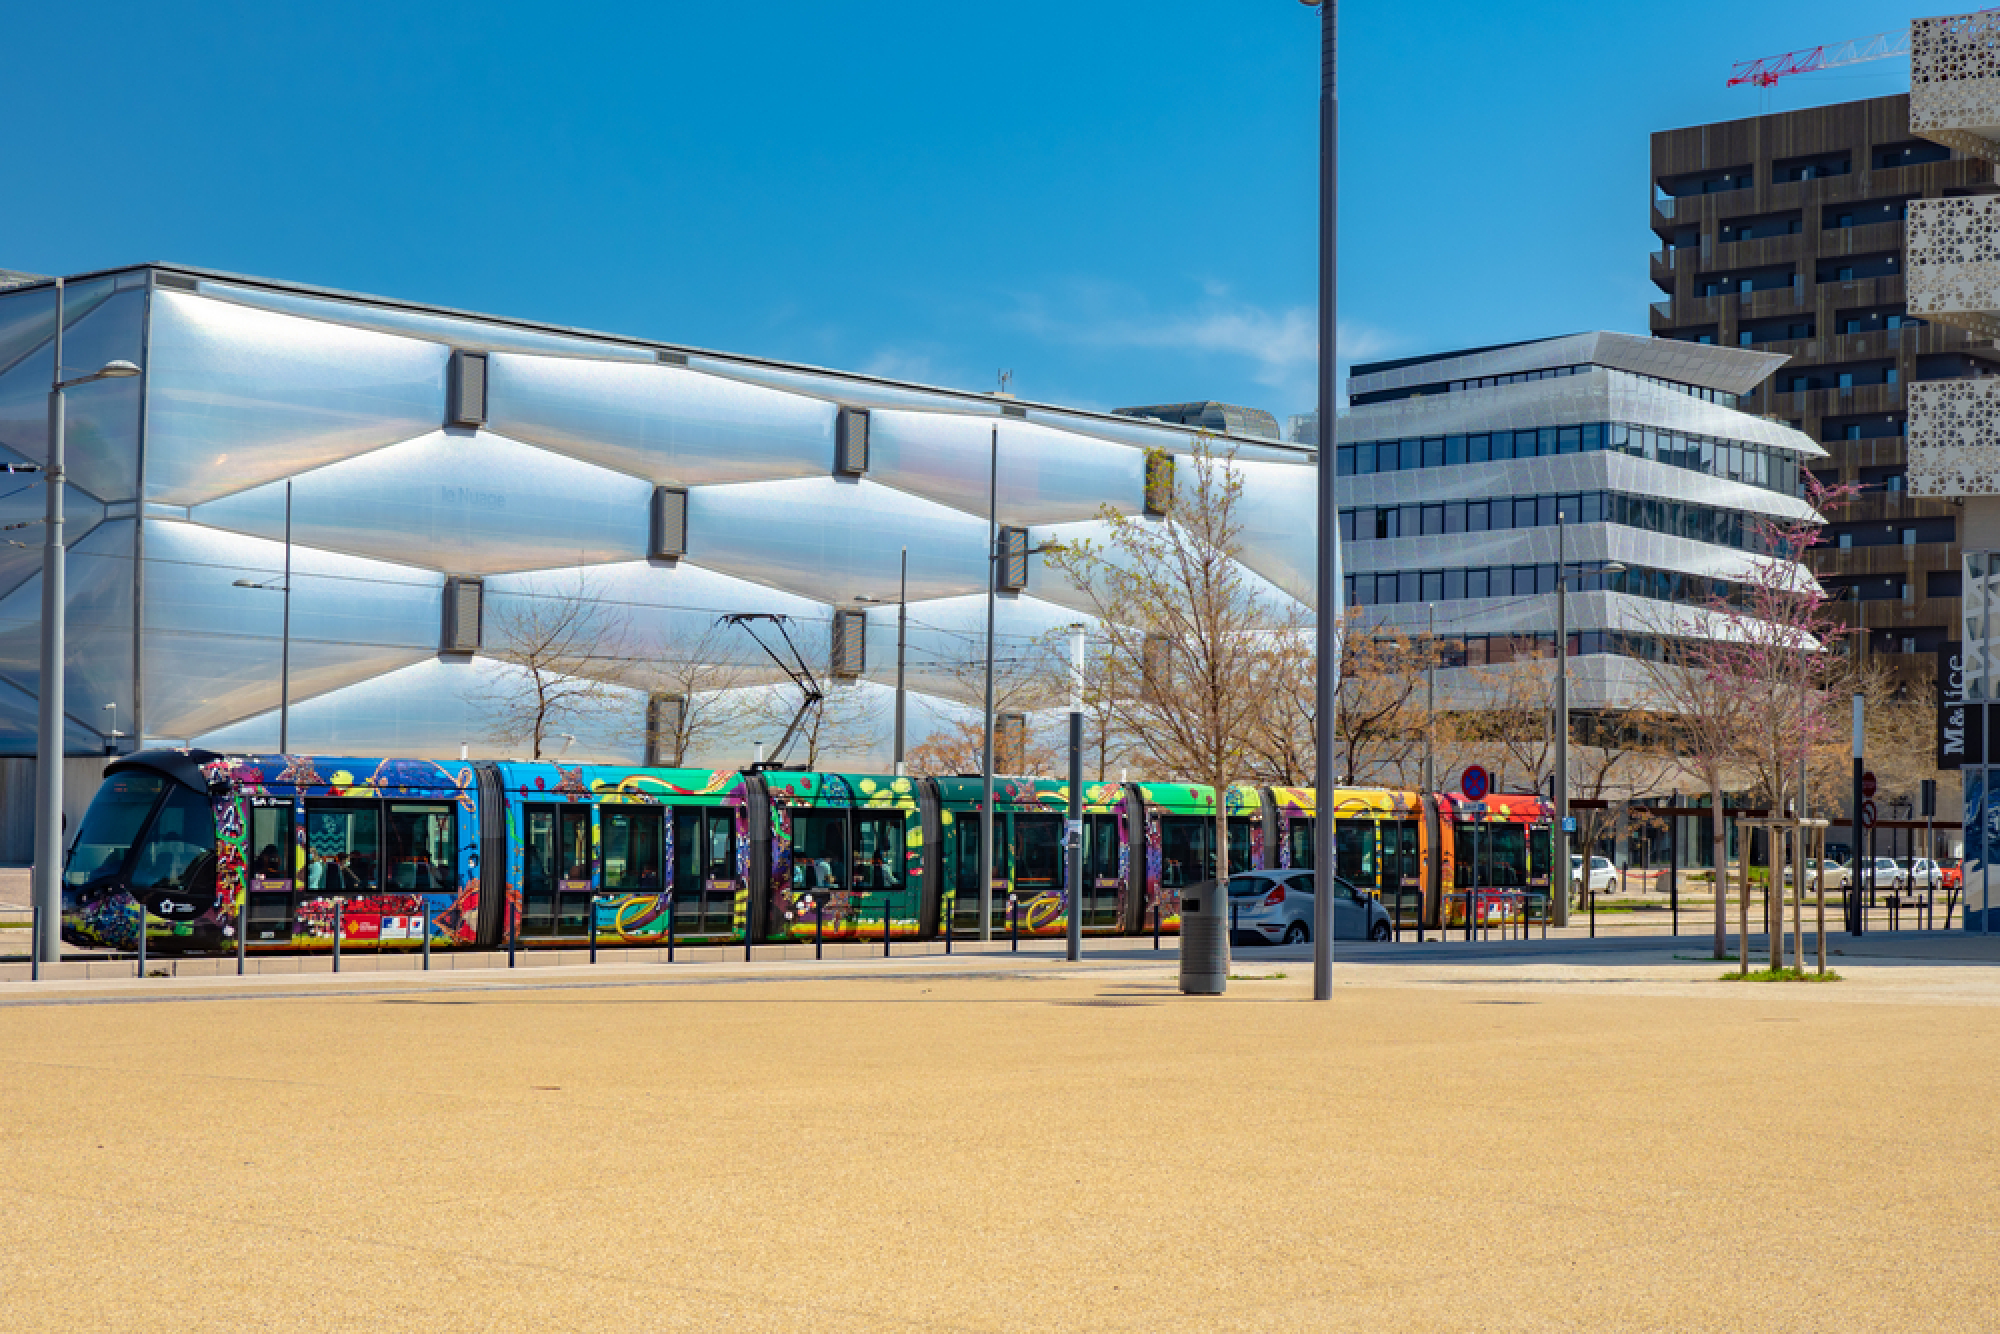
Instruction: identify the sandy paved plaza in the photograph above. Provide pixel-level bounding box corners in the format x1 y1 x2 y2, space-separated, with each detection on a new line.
3 943 1997 1332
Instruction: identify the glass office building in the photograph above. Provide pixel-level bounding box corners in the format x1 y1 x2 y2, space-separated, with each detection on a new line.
0 264 1315 781
1340 332 1827 709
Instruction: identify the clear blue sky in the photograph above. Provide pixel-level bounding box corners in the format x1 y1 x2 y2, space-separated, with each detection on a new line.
1 1 1944 425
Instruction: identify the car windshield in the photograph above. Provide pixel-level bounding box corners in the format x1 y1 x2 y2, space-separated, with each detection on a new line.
63 770 167 886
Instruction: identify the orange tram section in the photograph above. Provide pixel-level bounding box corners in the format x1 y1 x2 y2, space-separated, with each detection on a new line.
59 750 1557 955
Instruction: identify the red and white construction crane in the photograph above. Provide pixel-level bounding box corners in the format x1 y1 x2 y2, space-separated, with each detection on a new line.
1726 27 1910 89
1726 12 1999 89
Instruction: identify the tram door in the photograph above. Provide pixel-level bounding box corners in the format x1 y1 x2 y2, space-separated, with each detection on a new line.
245 800 295 943
523 805 592 937
1080 813 1124 930
1013 813 1063 932
673 807 737 937
947 816 1008 935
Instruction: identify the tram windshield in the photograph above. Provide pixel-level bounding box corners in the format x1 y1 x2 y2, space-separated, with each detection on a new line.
64 770 168 886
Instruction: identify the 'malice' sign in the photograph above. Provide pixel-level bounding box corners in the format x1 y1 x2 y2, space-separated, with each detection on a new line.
1939 643 1980 769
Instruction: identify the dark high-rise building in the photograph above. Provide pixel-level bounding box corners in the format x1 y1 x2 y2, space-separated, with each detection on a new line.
1649 93 1999 673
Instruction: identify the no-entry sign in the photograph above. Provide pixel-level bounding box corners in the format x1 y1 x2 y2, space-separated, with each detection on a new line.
1461 765 1490 801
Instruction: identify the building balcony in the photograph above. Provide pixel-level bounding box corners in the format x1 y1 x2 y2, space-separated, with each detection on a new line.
1773 383 1907 418
1910 375 2000 497
1649 293 1727 330
1814 219 1906 259
1907 195 2000 338
1912 11 2000 164
1816 274 1907 311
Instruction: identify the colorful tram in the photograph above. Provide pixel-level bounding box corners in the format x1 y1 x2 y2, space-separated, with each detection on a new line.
59 750 1554 955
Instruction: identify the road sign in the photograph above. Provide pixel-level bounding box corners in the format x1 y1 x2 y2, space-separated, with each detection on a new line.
1860 800 1878 829
1561 816 1577 833
1861 771 1878 800
1461 765 1490 800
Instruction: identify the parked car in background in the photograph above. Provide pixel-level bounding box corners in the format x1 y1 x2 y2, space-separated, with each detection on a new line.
1939 858 1964 892
1902 858 1943 891
1226 869 1393 945
1865 857 1908 893
1570 855 1618 894
1782 858 1852 891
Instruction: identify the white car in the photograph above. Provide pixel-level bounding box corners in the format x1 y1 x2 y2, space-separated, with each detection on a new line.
1226 869 1394 945
1782 858 1852 891
1571 855 1618 894
1901 859 1943 891
1864 857 1908 892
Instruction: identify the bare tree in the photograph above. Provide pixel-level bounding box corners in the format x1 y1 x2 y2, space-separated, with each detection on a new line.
1049 437 1286 891
635 621 758 767
1635 477 1857 956
480 575 634 760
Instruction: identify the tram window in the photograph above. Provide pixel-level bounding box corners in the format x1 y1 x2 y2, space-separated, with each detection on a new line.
1288 817 1314 869
249 804 291 883
1014 815 1062 893
852 812 905 891
128 786 217 892
1158 816 1215 888
386 804 456 891
602 807 663 892
558 808 591 882
304 803 378 894
1399 822 1421 882
703 810 734 881
1227 818 1256 874
1491 824 1527 887
64 770 166 885
1335 820 1375 888
1084 814 1121 881
791 812 848 891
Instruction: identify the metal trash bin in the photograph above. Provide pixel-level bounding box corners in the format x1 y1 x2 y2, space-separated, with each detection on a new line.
1178 880 1228 995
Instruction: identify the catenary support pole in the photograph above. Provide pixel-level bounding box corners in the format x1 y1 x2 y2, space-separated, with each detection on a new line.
1423 603 1436 794
1066 624 1085 963
1310 0 1339 1002
1851 693 1864 935
980 426 998 943
280 478 292 752
1554 514 1571 929
32 279 67 967
893 546 907 774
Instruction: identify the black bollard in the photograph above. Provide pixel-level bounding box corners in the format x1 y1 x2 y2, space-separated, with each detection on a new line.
422 902 432 971
815 894 824 961
1153 900 1161 951
884 897 892 958
665 895 675 964
1011 898 1019 953
237 895 247 976
136 899 147 978
332 899 343 974
589 897 600 964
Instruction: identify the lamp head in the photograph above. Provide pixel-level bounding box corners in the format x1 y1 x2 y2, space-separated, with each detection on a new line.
97 360 141 379
1602 561 1627 575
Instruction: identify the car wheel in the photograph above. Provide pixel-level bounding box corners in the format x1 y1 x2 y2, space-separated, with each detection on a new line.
1282 922 1308 945
1369 920 1392 942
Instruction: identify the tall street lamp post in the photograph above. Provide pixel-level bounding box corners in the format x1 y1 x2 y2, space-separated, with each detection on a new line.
1303 0 1340 1001
32 276 141 965
854 546 910 776
1553 512 1624 931
233 478 294 753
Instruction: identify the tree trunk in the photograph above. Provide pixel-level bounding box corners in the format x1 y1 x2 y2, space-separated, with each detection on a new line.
1711 780 1727 961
